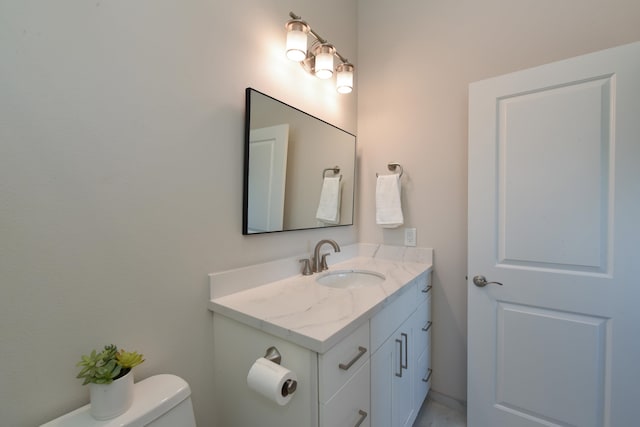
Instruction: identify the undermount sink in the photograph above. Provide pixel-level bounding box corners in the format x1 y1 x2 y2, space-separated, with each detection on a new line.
316 269 386 288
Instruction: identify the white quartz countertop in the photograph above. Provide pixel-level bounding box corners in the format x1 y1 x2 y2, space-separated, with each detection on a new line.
209 244 432 353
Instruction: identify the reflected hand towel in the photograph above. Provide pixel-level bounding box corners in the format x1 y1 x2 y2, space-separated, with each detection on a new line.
316 176 342 224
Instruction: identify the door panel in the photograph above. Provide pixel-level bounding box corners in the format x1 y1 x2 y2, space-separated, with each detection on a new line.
496 303 607 427
468 41 640 427
497 77 612 272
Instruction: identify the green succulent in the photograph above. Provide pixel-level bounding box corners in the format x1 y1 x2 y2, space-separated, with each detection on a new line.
116 350 145 369
102 344 118 361
76 344 144 385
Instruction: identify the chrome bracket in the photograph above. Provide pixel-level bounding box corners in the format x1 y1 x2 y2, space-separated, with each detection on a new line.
264 346 282 365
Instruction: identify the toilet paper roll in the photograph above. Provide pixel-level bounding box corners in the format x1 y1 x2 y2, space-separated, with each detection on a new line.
246 357 298 406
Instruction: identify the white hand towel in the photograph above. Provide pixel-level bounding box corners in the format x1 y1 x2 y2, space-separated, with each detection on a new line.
316 176 342 224
376 174 404 228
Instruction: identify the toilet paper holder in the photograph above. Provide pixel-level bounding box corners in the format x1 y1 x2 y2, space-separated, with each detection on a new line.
263 346 297 396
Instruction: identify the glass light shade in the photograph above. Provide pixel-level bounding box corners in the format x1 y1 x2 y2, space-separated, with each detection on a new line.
285 20 309 62
336 63 354 94
314 44 335 79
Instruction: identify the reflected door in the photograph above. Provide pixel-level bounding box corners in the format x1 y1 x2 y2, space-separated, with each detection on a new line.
247 124 289 233
468 41 640 427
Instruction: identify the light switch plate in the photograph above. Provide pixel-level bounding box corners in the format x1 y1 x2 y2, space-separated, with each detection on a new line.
404 228 417 247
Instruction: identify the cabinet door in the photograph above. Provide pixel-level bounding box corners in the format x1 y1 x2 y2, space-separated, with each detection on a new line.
400 327 416 427
371 329 414 427
371 334 393 427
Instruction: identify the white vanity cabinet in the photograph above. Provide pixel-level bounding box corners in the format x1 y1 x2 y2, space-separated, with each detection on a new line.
211 272 432 427
209 244 433 427
370 272 432 427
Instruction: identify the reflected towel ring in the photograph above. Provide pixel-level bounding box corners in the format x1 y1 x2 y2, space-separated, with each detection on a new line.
376 162 403 178
323 166 340 178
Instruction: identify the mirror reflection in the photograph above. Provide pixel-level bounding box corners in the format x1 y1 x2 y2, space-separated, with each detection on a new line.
243 88 356 234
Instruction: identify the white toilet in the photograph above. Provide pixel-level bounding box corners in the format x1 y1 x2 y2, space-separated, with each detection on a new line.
41 374 197 427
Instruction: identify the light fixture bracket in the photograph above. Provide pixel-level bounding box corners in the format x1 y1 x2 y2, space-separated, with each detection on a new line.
300 49 316 75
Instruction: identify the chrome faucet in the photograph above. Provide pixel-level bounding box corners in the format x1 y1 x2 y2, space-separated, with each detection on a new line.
312 239 341 273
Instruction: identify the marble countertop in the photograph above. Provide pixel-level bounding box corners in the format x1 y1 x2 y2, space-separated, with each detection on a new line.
209 244 433 353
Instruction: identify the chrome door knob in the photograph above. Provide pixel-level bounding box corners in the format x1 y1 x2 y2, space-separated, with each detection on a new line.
473 275 503 287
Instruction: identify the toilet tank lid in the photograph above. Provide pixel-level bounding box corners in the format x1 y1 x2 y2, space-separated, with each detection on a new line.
41 374 192 427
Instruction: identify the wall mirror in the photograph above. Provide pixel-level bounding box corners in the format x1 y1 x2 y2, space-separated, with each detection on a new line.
243 88 356 234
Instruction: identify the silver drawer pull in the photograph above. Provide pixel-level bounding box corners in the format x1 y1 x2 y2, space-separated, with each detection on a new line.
354 409 368 427
339 346 367 371
401 333 408 369
422 321 433 332
395 339 403 377
422 368 433 383
421 285 432 293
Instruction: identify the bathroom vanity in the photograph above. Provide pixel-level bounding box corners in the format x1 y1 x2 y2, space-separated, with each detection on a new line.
209 244 433 427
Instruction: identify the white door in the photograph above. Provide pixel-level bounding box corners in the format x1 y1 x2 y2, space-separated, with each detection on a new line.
247 124 289 233
468 41 640 427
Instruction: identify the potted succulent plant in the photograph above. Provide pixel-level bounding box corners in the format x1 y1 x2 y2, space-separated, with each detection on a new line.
76 344 144 420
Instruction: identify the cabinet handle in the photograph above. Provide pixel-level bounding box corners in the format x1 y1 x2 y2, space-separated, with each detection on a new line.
338 346 367 371
422 321 433 332
401 332 408 369
422 368 433 383
354 409 368 427
395 339 403 377
421 285 432 293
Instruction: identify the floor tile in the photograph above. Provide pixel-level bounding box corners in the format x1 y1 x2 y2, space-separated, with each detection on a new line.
413 398 467 427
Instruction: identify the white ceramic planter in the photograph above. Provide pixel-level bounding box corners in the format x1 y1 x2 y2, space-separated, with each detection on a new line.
89 370 134 420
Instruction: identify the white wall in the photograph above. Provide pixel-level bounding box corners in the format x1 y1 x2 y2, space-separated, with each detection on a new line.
0 1 357 426
357 0 640 403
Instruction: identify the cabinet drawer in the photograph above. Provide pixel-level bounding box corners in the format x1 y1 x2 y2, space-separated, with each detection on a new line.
370 280 418 352
319 320 370 402
414 347 431 411
416 271 432 303
320 360 370 427
413 296 431 360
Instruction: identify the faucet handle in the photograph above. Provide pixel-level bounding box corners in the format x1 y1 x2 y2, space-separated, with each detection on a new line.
299 259 313 275
320 253 331 271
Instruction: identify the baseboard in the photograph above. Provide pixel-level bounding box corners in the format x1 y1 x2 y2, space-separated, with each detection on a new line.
428 389 467 414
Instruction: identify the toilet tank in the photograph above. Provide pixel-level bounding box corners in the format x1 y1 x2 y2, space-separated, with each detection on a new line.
41 374 197 427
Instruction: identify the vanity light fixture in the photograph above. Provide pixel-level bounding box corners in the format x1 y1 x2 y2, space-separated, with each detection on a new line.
336 63 354 94
313 43 336 79
285 19 310 61
285 12 355 94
